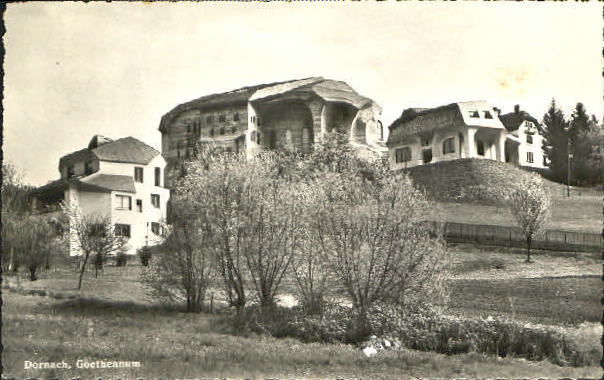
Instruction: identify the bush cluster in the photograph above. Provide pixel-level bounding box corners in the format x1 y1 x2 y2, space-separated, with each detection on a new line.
236 301 598 367
367 304 598 367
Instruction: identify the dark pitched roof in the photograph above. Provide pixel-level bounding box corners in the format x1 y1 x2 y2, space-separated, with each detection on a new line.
158 77 320 133
92 137 160 164
81 174 136 193
32 174 136 195
59 136 160 168
389 103 458 130
499 111 540 132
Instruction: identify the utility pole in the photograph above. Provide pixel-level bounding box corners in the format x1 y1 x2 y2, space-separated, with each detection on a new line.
567 135 572 197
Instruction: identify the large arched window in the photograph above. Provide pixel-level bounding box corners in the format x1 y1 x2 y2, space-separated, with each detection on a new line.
477 140 485 156
442 137 455 155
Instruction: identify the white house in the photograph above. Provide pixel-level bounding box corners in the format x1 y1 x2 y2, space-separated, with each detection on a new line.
31 135 170 255
387 101 508 170
498 106 548 169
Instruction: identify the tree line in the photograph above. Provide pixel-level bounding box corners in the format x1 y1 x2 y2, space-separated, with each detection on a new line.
541 100 602 186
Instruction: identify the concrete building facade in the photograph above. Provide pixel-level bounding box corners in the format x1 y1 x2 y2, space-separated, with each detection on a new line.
387 101 508 170
31 135 170 255
499 107 548 169
159 77 387 184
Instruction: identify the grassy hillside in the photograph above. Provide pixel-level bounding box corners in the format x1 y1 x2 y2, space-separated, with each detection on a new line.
401 159 600 233
401 158 565 204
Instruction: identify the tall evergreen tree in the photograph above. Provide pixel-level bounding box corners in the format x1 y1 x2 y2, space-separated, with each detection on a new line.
541 99 569 183
570 104 599 185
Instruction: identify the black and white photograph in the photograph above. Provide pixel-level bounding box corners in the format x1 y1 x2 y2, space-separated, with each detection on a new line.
2 2 602 379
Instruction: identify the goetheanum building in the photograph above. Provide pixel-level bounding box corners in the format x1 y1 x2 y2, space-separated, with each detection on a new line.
159 77 387 184
387 101 508 170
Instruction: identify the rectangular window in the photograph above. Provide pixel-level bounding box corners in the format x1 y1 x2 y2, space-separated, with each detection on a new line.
206 115 213 124
251 131 256 142
134 167 144 183
543 157 549 167
136 199 143 213
234 113 240 122
251 116 256 124
442 137 456 154
116 195 132 210
395 147 412 163
218 114 226 123
257 117 262 127
422 148 433 164
151 194 160 208
114 224 131 238
151 222 160 235
154 167 161 187
90 223 106 237
84 161 93 175
527 152 534 163
483 111 493 119
526 134 533 144
67 165 75 178
469 110 480 118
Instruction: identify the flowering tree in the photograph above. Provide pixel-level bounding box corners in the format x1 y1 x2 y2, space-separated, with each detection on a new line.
142 215 215 312
62 205 128 289
508 176 551 263
174 153 304 312
313 169 449 337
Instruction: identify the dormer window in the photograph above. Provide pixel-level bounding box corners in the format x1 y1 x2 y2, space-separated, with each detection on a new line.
469 110 480 118
483 111 493 119
525 121 534 130
67 165 75 178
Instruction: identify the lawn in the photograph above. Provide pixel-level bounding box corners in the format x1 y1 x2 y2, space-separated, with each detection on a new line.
447 243 600 325
2 292 601 380
2 243 601 379
435 194 601 233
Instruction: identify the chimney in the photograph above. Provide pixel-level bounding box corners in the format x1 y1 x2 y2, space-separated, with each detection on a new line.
514 104 520 114
88 135 113 149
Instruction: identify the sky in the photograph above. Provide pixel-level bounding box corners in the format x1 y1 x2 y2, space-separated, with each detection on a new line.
3 1 602 186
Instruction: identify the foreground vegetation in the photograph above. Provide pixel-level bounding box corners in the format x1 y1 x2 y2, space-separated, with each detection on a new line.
3 135 600 379
3 241 600 378
3 291 600 379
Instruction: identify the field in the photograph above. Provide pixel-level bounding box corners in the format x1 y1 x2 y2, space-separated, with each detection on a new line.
407 158 602 233
436 195 601 233
2 243 601 379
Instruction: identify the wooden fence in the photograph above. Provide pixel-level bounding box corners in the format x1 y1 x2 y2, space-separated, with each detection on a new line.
435 221 602 252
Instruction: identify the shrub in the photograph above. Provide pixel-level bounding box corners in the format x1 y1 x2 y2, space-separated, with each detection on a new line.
367 303 598 366
115 252 128 267
289 303 354 343
138 246 152 267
